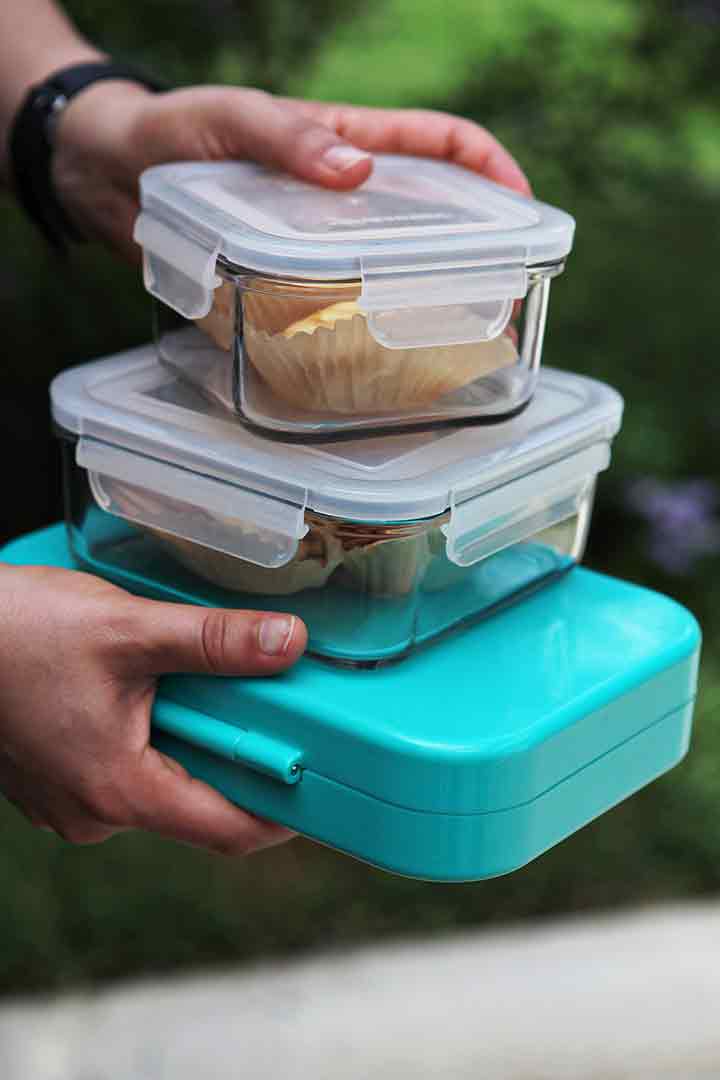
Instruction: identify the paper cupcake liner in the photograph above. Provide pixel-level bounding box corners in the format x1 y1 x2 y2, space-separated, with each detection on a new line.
108 479 471 599
194 281 236 352
149 529 344 595
244 313 518 415
421 527 469 593
109 482 344 596
243 280 360 336
144 519 572 600
194 279 359 354
337 534 434 597
534 516 579 555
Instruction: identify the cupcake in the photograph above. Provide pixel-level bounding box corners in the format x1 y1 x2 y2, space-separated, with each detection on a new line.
243 299 518 414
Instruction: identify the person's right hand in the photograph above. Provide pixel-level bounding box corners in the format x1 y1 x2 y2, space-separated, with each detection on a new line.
51 84 530 262
0 562 307 853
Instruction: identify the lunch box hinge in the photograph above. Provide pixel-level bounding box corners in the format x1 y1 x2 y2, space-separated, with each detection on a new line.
153 699 303 785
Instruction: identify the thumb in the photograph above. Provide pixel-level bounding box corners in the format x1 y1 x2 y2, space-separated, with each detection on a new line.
131 746 294 854
118 596 308 678
180 87 374 189
225 88 374 188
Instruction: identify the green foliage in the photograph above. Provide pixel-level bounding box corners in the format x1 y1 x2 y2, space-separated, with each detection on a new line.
295 0 642 108
1 0 720 994
64 0 359 90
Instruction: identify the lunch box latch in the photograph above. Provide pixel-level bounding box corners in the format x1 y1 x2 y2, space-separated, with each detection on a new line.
358 248 528 349
77 436 309 569
443 443 611 566
134 210 223 320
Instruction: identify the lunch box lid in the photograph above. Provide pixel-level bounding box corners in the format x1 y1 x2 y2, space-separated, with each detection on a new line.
51 344 622 569
154 568 699 823
134 156 574 347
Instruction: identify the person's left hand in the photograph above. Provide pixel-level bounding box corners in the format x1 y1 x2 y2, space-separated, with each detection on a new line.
51 82 531 261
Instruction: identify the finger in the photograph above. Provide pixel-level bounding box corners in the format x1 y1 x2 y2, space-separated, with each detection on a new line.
95 194 141 263
118 595 308 678
218 89 374 189
52 820 121 846
57 178 141 263
5 800 54 834
144 88 374 190
4 786 127 845
91 201 141 265
129 746 294 855
25 813 55 832
278 100 531 195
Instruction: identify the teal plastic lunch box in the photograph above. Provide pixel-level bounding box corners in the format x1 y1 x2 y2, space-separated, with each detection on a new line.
2 523 700 882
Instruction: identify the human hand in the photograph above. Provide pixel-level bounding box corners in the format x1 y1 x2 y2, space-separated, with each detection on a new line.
0 563 306 851
51 82 530 260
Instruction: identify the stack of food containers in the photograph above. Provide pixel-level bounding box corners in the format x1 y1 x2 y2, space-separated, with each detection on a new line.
52 155 625 666
41 154 704 882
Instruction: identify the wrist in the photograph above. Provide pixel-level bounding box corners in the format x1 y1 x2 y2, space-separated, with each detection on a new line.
54 78 154 160
50 79 156 243
9 62 165 252
0 45 104 183
12 44 105 97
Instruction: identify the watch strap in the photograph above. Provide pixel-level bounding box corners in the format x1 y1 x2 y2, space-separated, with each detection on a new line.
9 61 166 253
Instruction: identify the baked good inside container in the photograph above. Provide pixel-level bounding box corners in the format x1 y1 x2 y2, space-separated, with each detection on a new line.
138 156 574 436
53 347 621 666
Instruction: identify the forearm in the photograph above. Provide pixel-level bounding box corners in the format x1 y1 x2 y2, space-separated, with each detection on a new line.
0 0 103 186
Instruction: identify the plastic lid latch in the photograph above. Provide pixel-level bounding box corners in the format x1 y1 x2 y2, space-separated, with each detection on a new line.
133 211 222 319
443 444 611 566
77 437 309 569
358 248 528 349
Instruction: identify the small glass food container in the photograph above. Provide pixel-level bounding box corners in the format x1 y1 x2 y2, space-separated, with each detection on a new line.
135 156 575 438
52 345 621 666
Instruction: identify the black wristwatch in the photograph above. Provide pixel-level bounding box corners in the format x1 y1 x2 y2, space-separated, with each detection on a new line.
9 61 166 253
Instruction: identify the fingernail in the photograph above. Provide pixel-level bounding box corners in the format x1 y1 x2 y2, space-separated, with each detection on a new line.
258 615 296 656
321 144 372 174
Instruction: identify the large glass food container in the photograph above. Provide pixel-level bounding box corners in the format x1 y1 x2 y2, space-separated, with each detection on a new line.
51 345 622 666
135 156 575 438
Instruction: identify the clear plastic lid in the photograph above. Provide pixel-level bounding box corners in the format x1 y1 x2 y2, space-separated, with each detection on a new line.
134 156 575 346
52 345 621 569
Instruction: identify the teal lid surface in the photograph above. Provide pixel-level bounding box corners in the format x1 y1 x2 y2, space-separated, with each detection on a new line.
158 567 699 815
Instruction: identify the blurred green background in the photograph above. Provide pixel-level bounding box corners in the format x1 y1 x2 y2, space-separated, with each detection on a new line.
1 0 720 996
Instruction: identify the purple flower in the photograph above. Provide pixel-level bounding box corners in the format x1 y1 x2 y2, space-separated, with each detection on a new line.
625 477 720 574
